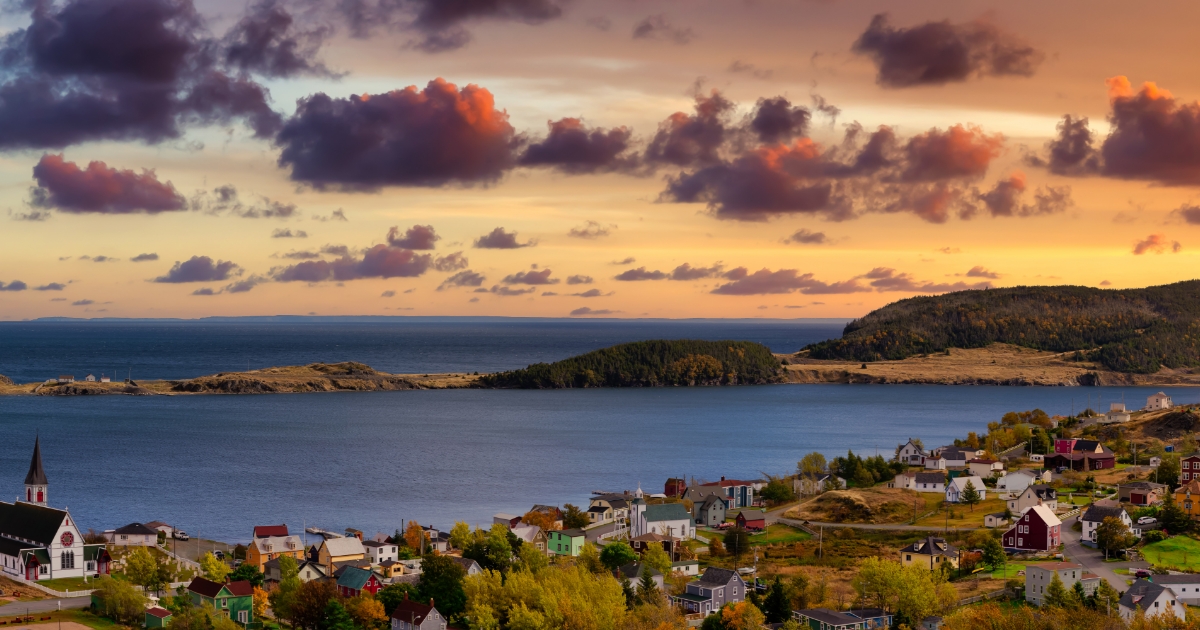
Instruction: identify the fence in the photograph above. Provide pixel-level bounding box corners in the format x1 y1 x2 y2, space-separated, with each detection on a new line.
956 587 1013 607
6 574 94 599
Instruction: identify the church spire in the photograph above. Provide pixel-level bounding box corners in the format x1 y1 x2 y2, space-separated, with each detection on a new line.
25 436 47 485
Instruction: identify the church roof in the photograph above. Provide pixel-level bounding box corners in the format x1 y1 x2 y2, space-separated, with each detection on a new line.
25 437 47 486
0 501 66 547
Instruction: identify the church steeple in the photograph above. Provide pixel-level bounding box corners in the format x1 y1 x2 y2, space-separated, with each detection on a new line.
24 436 47 506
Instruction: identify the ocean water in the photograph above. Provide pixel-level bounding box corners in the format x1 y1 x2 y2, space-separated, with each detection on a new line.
0 318 1193 544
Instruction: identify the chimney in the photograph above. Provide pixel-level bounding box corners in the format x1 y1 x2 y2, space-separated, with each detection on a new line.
721 476 726 482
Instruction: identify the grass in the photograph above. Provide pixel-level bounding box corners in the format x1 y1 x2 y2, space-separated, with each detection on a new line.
35 576 95 591
989 562 1027 579
1141 536 1200 570
750 524 812 546
913 497 1009 528
0 609 122 630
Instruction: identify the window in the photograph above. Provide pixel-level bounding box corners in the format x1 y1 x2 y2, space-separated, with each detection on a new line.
61 550 75 569
1186 462 1192 469
238 611 248 624
40 565 48 575
221 598 228 609
1018 538 1023 546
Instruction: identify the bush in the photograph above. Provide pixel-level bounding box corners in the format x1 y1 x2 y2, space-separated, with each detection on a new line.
1141 531 1167 544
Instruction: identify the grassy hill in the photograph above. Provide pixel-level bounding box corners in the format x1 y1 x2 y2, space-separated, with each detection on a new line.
803 280 1200 374
478 339 784 388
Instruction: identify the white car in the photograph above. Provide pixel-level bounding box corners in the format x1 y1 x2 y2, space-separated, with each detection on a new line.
1137 517 1157 525
174 531 190 540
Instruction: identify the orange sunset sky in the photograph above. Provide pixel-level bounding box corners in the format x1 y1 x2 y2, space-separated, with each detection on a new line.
2 0 1200 320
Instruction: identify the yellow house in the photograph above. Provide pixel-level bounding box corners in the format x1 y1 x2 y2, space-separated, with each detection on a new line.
246 535 305 571
317 537 366 572
1175 480 1200 520
899 536 959 571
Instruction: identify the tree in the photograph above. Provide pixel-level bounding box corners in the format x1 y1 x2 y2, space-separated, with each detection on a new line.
449 521 472 550
95 577 147 625
1093 579 1121 613
252 587 269 620
562 504 590 529
708 535 725 557
126 547 157 592
289 580 336 630
417 553 468 619
463 524 515 574
344 594 387 630
600 541 638 573
641 542 672 576
404 521 427 553
981 538 1006 573
760 476 795 504
230 563 264 587
798 452 827 477
762 577 791 624
200 551 230 583
636 571 662 607
1043 571 1072 608
577 541 605 574
1156 456 1182 491
1159 495 1192 535
166 604 210 630
269 555 300 622
960 480 982 511
321 600 355 630
151 556 175 596
723 527 750 561
463 561 627 628
522 509 558 531
1095 516 1137 559
376 584 417 617
721 601 765 630
518 543 548 573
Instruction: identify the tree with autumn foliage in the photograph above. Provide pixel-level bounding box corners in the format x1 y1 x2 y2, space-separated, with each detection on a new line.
404 521 427 553
344 594 387 630
721 601 766 630
522 508 559 531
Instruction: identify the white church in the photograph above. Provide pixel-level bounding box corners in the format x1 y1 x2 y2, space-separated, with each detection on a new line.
0 437 109 581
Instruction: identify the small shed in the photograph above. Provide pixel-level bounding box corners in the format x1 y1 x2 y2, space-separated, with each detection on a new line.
146 607 173 628
734 511 765 531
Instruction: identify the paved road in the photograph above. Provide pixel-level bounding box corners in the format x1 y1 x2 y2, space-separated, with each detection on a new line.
1058 515 1146 591
0 597 90 616
777 517 982 532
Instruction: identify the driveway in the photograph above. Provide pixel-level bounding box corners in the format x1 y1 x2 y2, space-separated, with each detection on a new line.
1058 515 1146 591
0 596 90 616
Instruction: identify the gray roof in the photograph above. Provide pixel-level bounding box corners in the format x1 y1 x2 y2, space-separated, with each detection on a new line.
900 536 958 557
1029 484 1057 498
642 503 691 523
697 567 741 586
915 472 946 484
699 494 725 510
25 437 47 486
618 562 661 581
796 609 864 627
1081 505 1127 523
1146 575 1200 585
1120 579 1170 611
1121 481 1168 490
113 522 158 535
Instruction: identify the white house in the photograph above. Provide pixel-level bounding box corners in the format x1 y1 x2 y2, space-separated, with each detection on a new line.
967 459 1004 478
84 374 96 382
913 472 946 494
1080 505 1135 545
924 457 947 470
1025 563 1100 606
1102 402 1132 424
1146 392 1173 411
889 472 917 490
1147 575 1200 605
1119 580 1185 623
945 476 986 503
895 439 927 466
104 523 158 546
362 540 400 564
630 499 694 539
996 469 1051 496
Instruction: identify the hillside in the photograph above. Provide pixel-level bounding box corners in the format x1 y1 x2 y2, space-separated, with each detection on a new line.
803 281 1200 374
478 339 785 388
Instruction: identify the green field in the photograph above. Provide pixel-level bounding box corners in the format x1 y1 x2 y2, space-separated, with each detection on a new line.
750 524 812 545
35 576 97 591
988 562 1027 579
1141 536 1200 570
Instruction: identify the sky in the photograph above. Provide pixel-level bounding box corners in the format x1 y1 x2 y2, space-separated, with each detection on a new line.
3 0 1200 320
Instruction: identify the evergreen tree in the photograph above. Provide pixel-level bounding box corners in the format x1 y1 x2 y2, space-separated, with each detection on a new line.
981 538 1006 573
762 577 791 623
723 527 751 561
636 571 662 607
320 600 354 630
1043 572 1071 609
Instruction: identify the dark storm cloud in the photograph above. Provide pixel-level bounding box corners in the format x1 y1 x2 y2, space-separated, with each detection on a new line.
222 0 335 79
474 227 534 249
1026 115 1100 175
29 154 187 214
270 228 469 282
1172 205 1200 225
275 79 519 189
900 125 1003 182
405 0 564 52
852 13 1044 88
519 118 636 174
968 173 1073 219
565 275 593 285
154 256 242 283
432 252 468 272
34 283 65 290
387 225 440 249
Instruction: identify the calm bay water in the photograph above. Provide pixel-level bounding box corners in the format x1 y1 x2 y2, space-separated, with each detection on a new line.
0 318 1194 543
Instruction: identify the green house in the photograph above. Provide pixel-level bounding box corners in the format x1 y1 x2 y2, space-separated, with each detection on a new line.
146 607 173 628
187 577 254 624
547 528 586 556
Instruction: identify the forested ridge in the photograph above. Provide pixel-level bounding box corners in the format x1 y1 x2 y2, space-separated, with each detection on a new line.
478 339 784 388
804 280 1200 374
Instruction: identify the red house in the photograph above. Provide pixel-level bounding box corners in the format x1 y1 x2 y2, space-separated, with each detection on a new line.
1045 439 1115 471
1181 456 1200 484
735 511 766 532
335 566 382 597
1002 505 1062 552
665 478 687 498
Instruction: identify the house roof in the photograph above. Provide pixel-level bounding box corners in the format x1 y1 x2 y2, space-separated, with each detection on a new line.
697 567 741 586
323 536 365 557
25 437 47 486
1026 562 1082 571
915 472 946 484
1028 485 1057 499
948 476 984 491
1121 481 1169 491
1120 579 1171 611
254 535 303 553
555 528 586 538
587 506 609 513
112 522 158 536
0 501 65 546
1177 480 1200 495
736 511 765 522
361 540 390 548
449 557 480 573
632 532 673 543
146 607 173 619
336 566 377 590
1145 575 1200 584
253 525 289 538
145 521 171 529
900 537 957 557
967 459 998 465
188 577 253 598
1024 505 1062 527
1081 505 1127 523
643 503 692 523
392 598 438 625
699 494 726 510
700 479 753 488
618 562 661 581
510 525 544 543
796 608 864 627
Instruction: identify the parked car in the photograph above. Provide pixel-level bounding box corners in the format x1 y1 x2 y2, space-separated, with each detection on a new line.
1138 516 1157 525
1134 569 1153 579
174 531 190 541
214 550 225 560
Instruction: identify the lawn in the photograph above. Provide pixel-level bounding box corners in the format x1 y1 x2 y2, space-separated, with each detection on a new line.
35 576 96 592
1142 536 1200 570
988 562 1027 579
913 497 1008 528
750 524 812 546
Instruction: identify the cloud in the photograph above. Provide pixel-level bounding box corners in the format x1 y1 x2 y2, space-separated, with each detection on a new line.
72 299 94 306
570 307 617 316
1026 115 1100 176
387 225 440 250
192 288 217 296
154 256 242 283
276 79 519 189
611 257 636 265
644 90 734 168
862 267 992 292
29 154 187 214
567 221 613 239
321 244 350 256
390 0 564 52
81 255 118 263
312 209 348 222
131 253 160 262
569 289 612 298
280 251 321 260
1100 280 1112 286
502 269 558 285
519 118 636 174
748 96 810 144
937 247 961 254
852 14 1043 88
190 185 297 219
438 270 486 290
711 268 870 295
221 0 335 79
614 267 668 281
224 276 265 293
901 125 1003 182
272 229 307 238
670 263 723 281
483 285 536 296
1132 234 1182 255
1172 205 1200 225
10 209 51 221
728 60 772 80
432 252 469 272
566 275 593 285
0 0 282 150
474 227 535 249
964 266 1000 279
274 249 431 282
632 14 693 44
35 283 65 291
0 281 28 291
381 290 396 297
967 172 1073 218
784 229 827 244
